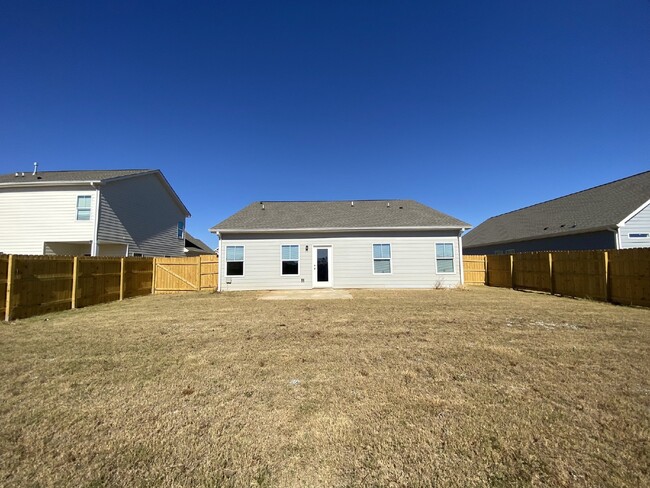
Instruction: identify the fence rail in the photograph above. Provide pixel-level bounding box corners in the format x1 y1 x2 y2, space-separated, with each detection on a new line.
468 249 650 308
2 254 219 321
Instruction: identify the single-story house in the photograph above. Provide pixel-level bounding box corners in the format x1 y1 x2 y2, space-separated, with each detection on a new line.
0 165 191 256
210 200 471 291
464 170 650 254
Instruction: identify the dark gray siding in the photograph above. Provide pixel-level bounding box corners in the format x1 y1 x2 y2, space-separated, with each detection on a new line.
97 174 187 256
463 230 617 255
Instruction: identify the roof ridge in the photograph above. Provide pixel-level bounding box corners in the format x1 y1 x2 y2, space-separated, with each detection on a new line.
251 199 412 203
488 170 650 220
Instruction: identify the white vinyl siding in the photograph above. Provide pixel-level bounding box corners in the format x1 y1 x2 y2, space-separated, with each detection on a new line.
372 243 391 274
0 186 96 255
219 231 462 291
619 202 650 249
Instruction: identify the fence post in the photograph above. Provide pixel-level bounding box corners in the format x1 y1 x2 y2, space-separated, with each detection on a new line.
484 255 488 285
548 253 554 295
4 255 14 321
604 251 610 303
120 257 125 301
151 257 157 295
71 256 78 309
510 254 515 289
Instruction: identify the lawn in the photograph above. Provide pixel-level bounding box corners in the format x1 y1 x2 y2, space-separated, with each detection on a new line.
1 287 648 487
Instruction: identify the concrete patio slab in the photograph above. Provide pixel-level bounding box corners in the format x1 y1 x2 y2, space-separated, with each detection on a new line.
259 289 353 300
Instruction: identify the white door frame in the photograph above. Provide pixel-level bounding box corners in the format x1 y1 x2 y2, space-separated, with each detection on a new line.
312 245 333 288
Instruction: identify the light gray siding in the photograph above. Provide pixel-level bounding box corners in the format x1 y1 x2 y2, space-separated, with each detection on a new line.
97 174 187 256
619 201 650 249
219 230 463 291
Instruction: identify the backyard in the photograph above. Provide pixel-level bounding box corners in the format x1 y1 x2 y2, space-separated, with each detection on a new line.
0 287 648 487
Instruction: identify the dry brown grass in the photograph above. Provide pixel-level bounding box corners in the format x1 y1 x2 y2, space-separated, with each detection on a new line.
1 287 648 487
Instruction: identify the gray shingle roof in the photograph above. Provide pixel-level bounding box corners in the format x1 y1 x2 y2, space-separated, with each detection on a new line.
0 168 191 216
185 232 214 253
0 169 152 184
464 171 650 248
211 200 470 231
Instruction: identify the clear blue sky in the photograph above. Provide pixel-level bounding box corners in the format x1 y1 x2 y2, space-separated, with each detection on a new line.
1 1 648 248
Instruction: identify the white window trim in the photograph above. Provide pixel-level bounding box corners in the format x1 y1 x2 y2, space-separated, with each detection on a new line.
372 243 392 275
225 245 245 277
628 232 649 239
280 244 300 276
435 242 456 274
177 221 185 240
76 195 92 221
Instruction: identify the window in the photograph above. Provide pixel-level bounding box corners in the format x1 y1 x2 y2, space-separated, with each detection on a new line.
177 221 185 239
436 243 455 273
226 246 244 276
373 244 391 274
132 252 144 257
76 195 91 220
281 245 299 275
629 233 649 239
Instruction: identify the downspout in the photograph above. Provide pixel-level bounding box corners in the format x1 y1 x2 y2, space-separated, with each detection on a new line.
458 229 465 285
615 226 622 250
91 183 101 256
216 231 222 292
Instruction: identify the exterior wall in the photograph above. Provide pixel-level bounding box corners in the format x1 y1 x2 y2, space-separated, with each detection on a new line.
219 230 463 291
619 202 650 249
463 230 617 255
97 243 128 256
0 186 96 255
97 174 187 257
44 242 92 256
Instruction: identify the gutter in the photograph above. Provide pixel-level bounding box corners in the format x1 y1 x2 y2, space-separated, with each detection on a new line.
0 180 102 188
210 225 471 234
91 183 101 256
216 231 222 292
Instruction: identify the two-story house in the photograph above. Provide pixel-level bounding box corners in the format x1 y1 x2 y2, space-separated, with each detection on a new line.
0 167 190 257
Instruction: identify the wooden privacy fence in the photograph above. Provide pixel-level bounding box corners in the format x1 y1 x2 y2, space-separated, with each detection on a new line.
153 255 219 293
2 254 219 321
3 255 155 320
476 248 650 307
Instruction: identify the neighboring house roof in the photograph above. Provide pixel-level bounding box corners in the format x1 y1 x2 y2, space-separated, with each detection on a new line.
0 169 150 184
211 200 470 232
185 232 214 253
0 168 190 216
464 170 650 248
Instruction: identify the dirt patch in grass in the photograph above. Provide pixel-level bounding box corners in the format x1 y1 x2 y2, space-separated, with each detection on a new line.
1 287 648 486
